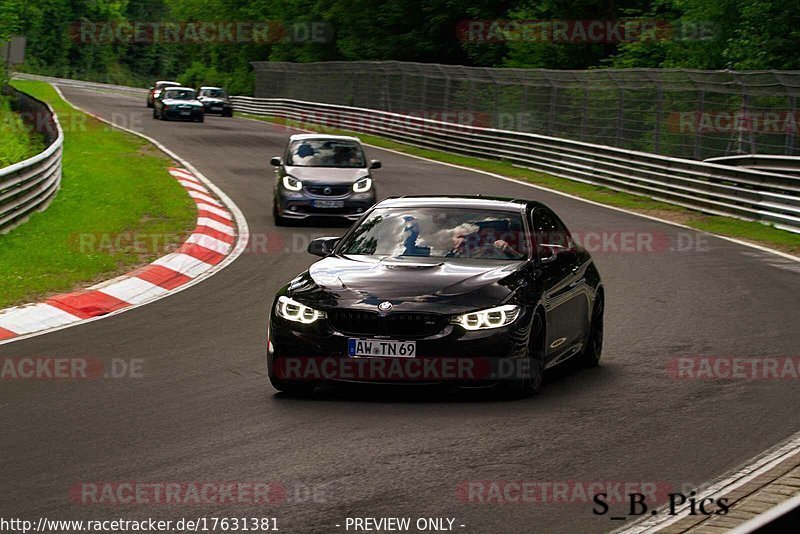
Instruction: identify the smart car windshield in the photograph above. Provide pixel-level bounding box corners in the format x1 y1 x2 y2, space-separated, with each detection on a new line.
164 89 195 100
287 139 366 168
201 89 228 98
339 207 529 260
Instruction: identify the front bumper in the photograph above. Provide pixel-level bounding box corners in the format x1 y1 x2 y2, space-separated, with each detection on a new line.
162 107 204 120
268 311 531 385
276 188 376 221
203 102 232 115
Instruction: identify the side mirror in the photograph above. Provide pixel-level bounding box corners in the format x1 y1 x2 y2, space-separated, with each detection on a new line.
538 244 572 264
537 245 557 264
369 159 382 170
308 237 339 257
270 157 282 167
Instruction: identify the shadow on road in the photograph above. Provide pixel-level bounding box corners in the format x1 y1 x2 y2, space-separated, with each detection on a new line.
268 357 612 404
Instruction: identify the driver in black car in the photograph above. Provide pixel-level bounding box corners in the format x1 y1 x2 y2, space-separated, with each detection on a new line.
446 225 521 259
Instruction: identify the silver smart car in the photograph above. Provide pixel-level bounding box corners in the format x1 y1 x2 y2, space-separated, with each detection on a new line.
270 134 381 225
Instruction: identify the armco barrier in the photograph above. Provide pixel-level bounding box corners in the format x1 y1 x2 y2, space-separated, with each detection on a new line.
231 96 800 233
11 73 800 233
707 154 800 178
0 85 63 234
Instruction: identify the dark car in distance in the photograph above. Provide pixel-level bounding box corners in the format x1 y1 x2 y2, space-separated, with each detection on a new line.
267 196 604 398
152 87 205 122
197 86 233 117
146 80 180 108
270 134 381 226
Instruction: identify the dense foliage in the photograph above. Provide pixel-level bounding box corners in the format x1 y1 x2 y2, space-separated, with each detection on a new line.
2 0 799 94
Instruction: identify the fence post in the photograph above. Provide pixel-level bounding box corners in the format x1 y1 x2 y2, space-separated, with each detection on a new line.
616 90 624 147
547 85 556 136
580 88 588 141
654 85 663 154
788 95 797 155
694 89 705 159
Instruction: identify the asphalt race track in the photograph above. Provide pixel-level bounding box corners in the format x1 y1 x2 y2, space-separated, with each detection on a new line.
1 86 799 533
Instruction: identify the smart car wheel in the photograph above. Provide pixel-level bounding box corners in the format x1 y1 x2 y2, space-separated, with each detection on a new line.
581 292 604 367
273 201 288 227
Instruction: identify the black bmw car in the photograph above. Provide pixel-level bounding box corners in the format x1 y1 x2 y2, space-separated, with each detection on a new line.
267 196 604 398
152 87 204 122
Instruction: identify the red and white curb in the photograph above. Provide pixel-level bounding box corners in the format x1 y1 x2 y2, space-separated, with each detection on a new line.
0 167 238 343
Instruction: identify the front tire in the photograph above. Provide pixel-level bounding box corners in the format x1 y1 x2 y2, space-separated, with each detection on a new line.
273 201 288 227
497 311 545 399
581 292 604 367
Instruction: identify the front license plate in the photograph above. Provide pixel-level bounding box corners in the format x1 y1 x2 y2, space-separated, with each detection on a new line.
180 111 190 116
211 106 222 111
348 338 416 358
313 200 345 208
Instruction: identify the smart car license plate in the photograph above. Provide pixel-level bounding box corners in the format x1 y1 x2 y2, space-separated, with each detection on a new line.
180 111 190 116
211 106 222 111
313 200 345 208
348 339 416 358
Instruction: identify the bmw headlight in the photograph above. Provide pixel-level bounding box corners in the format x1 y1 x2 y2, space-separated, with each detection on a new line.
452 305 521 330
283 175 303 192
275 296 325 324
353 177 372 193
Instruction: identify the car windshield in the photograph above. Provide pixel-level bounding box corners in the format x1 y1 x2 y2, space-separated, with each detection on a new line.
287 139 366 168
156 82 179 89
164 89 195 100
339 207 529 260
201 89 228 98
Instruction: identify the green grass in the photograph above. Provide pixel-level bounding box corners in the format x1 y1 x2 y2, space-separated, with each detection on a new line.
0 95 45 167
0 80 197 309
239 113 800 256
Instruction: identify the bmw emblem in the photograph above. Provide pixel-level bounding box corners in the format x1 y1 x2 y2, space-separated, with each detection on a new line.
378 301 393 312
323 186 332 195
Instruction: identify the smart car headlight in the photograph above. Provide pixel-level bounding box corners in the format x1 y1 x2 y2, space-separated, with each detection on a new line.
275 296 325 324
452 305 521 330
353 177 372 193
283 175 303 192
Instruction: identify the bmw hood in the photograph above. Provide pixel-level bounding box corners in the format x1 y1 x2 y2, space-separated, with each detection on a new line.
284 166 370 185
287 255 526 314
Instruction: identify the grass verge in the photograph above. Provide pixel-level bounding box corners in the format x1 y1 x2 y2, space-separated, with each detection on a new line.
239 113 800 256
0 80 196 309
0 95 45 167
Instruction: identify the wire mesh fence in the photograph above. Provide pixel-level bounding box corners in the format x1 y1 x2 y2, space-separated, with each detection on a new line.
252 61 800 161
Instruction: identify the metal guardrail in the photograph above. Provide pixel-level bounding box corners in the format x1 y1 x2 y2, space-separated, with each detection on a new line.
232 96 800 233
707 154 800 178
0 85 63 234
12 72 148 96
10 73 800 233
